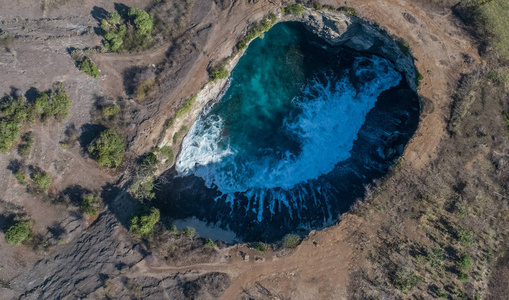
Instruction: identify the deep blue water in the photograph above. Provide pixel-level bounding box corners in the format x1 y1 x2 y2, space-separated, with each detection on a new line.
155 22 419 242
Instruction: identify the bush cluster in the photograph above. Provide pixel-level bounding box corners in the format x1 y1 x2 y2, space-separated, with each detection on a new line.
102 104 120 117
32 169 52 191
80 194 102 216
77 57 99 78
88 129 125 168
209 65 229 82
4 220 32 246
129 207 160 237
18 131 34 158
100 7 154 53
282 4 305 16
237 14 277 50
135 78 154 101
175 95 197 119
35 87 71 120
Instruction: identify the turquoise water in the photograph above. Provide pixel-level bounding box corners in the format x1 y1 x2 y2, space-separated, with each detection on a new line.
161 22 419 241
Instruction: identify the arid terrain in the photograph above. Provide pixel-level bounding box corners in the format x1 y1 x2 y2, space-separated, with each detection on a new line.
1 0 508 299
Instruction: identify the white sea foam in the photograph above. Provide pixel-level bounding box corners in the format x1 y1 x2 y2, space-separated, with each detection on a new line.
176 56 401 221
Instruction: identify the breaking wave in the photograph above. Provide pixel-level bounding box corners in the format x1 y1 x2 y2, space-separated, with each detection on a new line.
176 55 401 221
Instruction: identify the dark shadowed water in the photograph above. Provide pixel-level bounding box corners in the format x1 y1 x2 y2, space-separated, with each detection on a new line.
154 22 420 242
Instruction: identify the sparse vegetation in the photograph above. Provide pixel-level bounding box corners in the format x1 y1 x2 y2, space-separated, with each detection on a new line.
282 4 305 16
175 95 197 119
159 145 173 160
338 6 358 16
282 233 301 249
100 7 154 53
209 65 229 82
237 15 278 50
4 220 32 246
129 176 155 200
77 57 99 78
32 169 52 191
253 242 267 252
129 207 160 237
15 169 25 183
88 129 124 168
0 119 20 152
80 194 102 216
135 78 154 101
459 254 473 271
102 104 120 117
204 238 214 247
183 227 197 238
17 131 34 158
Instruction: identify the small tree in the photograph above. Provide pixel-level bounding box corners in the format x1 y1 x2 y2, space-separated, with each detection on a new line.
0 119 19 152
129 207 160 237
78 57 99 78
209 65 229 82
282 4 305 16
32 170 52 191
102 104 120 117
5 220 32 246
459 254 473 271
88 129 125 168
80 194 102 216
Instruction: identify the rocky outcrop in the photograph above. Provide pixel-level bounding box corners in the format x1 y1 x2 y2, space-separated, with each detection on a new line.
293 9 418 90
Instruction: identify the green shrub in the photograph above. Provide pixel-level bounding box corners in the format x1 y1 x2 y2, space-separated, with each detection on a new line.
135 78 154 101
78 57 99 78
129 176 155 200
175 95 197 119
457 228 474 246
15 169 25 183
32 170 51 191
80 194 102 216
17 131 34 158
140 152 158 172
392 267 422 291
39 88 71 120
237 15 277 50
338 6 358 16
209 65 229 82
102 104 120 117
88 129 125 168
204 238 214 247
128 8 153 36
159 145 173 160
282 4 305 16
427 247 444 268
5 220 31 246
459 254 473 270
458 272 469 281
0 119 20 152
282 233 301 249
34 92 49 114
183 227 197 238
1 95 32 124
100 7 153 53
129 207 160 237
253 242 267 252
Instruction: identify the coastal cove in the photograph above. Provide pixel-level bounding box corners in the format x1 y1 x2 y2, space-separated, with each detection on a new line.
154 21 420 242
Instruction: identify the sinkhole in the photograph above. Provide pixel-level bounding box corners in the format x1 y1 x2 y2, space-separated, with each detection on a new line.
154 22 420 242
